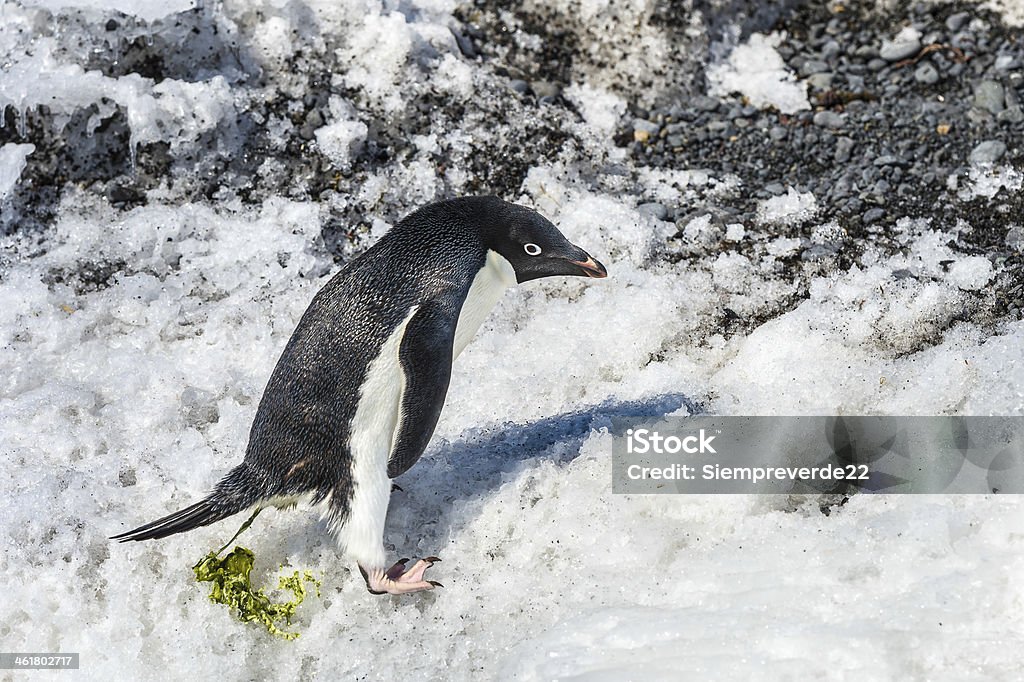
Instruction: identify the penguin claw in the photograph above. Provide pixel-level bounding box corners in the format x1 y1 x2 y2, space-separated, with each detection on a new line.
362 557 442 596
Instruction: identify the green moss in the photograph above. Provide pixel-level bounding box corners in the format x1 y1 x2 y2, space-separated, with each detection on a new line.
193 546 321 640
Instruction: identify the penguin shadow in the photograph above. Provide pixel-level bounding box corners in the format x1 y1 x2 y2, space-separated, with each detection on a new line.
386 392 702 549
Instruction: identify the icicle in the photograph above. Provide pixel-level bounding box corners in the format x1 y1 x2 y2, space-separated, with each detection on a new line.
0 103 6 129
129 132 138 175
16 106 27 137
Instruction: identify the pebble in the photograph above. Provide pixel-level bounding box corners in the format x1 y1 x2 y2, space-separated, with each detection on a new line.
637 202 669 220
914 63 939 85
880 34 921 62
969 140 1007 164
692 95 720 111
997 106 1024 124
834 137 855 162
863 207 886 224
946 12 970 32
806 73 834 90
813 111 844 128
769 126 788 142
801 60 830 76
532 81 561 100
973 80 1005 113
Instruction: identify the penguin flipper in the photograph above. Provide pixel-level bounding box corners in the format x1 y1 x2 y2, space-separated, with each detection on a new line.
386 301 456 478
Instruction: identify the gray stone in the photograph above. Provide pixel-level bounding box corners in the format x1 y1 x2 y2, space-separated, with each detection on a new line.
835 136 855 162
880 35 921 61
863 207 886 224
769 126 788 142
509 79 530 94
868 58 888 72
637 202 669 220
973 80 1005 114
813 111 845 128
946 12 970 31
806 72 834 90
914 63 939 85
693 95 720 111
969 140 1007 164
997 105 1024 124
801 60 830 76
532 81 561 100
1007 225 1024 252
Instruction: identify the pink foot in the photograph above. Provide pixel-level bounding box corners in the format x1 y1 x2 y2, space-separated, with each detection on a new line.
361 557 442 595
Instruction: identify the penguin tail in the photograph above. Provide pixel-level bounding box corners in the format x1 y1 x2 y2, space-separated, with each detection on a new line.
110 498 232 542
111 467 259 542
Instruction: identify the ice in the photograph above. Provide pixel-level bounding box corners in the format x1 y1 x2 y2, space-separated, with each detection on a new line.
0 142 34 201
22 0 197 22
947 255 994 291
0 48 233 155
707 32 811 114
757 187 819 225
959 164 1024 200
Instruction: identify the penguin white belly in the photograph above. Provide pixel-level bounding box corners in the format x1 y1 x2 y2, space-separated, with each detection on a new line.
334 306 419 569
453 250 516 358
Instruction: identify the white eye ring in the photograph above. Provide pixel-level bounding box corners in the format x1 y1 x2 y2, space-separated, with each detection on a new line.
524 243 542 256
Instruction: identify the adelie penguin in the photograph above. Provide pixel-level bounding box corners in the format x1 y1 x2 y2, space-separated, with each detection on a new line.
112 195 607 595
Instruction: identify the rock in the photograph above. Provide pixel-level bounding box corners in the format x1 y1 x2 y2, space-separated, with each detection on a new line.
806 73 834 90
973 80 1005 114
835 137 855 162
813 111 844 128
1006 225 1024 252
532 81 561 100
693 95 720 111
914 63 939 84
821 40 841 61
997 105 1024 124
969 140 1007 164
863 207 886 224
880 29 921 61
868 58 888 72
508 79 530 94
769 126 788 141
800 60 830 76
946 12 970 32
637 202 669 220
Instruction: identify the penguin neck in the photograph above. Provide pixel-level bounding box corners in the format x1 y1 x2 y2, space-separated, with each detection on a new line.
453 249 516 358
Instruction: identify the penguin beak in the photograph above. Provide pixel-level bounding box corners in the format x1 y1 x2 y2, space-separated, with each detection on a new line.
568 254 608 279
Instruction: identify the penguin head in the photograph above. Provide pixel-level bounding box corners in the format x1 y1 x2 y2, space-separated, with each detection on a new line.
483 199 608 284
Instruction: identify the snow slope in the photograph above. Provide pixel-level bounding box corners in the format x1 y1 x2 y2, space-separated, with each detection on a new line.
1 0 1023 679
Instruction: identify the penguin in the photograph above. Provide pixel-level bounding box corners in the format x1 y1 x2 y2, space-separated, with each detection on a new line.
112 195 607 595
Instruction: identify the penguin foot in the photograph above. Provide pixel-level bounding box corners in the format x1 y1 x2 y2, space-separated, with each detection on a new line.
361 557 442 595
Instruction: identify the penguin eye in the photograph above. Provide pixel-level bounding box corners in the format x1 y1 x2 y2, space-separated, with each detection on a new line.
523 243 542 256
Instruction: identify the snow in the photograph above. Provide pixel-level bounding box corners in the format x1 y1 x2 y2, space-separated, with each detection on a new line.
0 142 33 201
1 0 1023 679
757 187 819 225
22 0 196 22
707 32 811 114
